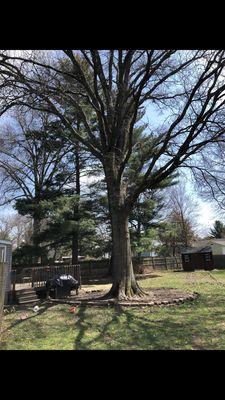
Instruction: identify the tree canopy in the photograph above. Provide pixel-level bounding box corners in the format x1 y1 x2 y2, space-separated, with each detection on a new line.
1 50 225 298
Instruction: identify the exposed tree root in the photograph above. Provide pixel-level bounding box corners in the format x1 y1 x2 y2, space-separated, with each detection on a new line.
101 281 148 301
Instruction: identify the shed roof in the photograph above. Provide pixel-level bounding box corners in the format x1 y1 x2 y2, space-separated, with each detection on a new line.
181 246 212 254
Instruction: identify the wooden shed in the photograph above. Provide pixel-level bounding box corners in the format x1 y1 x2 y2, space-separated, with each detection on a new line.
181 246 214 271
0 239 13 302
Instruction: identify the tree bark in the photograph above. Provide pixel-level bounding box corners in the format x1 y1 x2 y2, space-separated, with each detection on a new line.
104 209 146 300
137 217 142 257
72 231 79 264
32 213 41 265
72 133 81 265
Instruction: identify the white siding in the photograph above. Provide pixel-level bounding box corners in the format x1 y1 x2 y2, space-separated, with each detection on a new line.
193 240 225 256
211 243 225 255
0 240 12 292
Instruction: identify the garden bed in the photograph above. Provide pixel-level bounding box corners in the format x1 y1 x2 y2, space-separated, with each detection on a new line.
50 287 198 307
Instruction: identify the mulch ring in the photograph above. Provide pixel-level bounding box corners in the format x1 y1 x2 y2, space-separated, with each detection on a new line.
49 288 199 307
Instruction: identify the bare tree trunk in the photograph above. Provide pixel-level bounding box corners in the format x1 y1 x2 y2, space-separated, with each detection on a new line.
137 218 142 257
32 214 41 265
72 232 79 264
108 251 113 277
104 210 146 300
72 133 81 265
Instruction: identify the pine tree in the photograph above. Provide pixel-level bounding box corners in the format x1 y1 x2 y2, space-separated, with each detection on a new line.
2 51 225 298
210 220 225 238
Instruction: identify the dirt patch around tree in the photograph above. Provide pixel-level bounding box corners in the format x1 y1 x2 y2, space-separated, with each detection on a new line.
49 287 199 307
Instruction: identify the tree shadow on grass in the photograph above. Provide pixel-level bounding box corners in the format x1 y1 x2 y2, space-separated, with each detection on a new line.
73 303 125 350
72 304 161 350
73 305 88 349
3 302 56 332
72 301 220 350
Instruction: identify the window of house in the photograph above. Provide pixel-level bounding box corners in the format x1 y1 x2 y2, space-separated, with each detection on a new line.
184 254 190 262
205 253 211 262
0 246 6 262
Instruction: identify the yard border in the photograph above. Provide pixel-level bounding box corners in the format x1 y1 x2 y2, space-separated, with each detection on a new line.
47 291 199 308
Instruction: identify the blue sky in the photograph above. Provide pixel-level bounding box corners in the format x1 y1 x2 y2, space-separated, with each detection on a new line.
0 96 220 238
142 103 219 237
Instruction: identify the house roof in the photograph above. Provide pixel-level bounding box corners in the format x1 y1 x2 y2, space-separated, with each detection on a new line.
209 239 225 246
193 239 225 247
0 239 12 245
181 246 212 254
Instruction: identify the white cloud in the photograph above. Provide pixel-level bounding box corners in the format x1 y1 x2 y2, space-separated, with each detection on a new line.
197 201 216 237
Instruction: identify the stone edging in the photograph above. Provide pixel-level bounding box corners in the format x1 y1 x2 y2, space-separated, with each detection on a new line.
48 292 199 307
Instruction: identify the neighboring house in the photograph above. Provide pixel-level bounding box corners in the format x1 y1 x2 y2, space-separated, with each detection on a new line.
192 239 225 255
140 250 158 257
139 240 161 257
0 239 13 302
55 255 86 264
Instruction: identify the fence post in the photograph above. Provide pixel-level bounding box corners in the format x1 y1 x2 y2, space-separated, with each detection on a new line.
89 261 91 278
165 257 168 270
78 265 81 289
31 268 34 288
12 270 16 292
152 257 155 269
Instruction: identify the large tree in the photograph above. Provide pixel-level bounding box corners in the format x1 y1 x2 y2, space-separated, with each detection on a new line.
0 214 32 245
190 141 225 213
33 195 98 262
165 184 199 249
0 112 75 260
1 50 225 299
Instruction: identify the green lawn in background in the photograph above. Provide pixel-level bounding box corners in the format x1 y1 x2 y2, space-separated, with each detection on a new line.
1 270 225 350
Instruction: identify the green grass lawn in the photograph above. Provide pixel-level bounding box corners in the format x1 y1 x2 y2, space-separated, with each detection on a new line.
2 269 225 350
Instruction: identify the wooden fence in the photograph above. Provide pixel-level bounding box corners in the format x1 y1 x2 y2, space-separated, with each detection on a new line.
133 256 182 273
77 256 183 280
79 259 110 279
11 264 81 291
79 257 182 278
10 257 183 290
